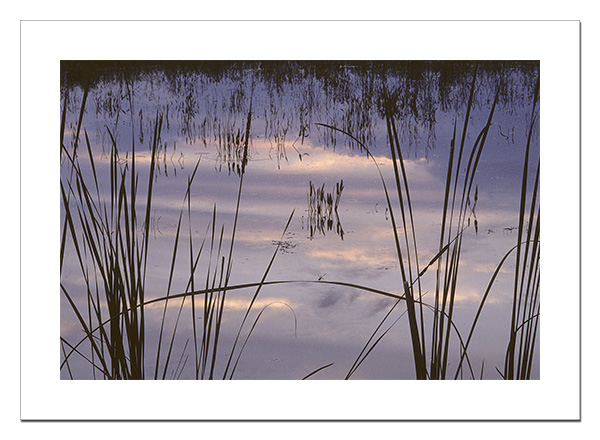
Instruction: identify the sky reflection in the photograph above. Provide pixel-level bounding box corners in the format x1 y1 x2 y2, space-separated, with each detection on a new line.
60 61 539 380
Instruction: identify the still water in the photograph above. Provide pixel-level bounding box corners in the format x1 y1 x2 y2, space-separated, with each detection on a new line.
60 61 539 379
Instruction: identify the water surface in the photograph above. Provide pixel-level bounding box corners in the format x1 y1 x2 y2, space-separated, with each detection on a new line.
60 61 540 380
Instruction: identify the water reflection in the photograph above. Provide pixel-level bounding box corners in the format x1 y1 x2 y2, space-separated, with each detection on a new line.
306 179 345 240
60 60 540 380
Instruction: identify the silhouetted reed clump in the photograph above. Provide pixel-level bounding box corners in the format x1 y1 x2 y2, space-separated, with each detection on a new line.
307 179 345 240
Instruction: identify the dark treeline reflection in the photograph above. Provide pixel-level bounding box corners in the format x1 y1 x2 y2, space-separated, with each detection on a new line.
61 61 539 166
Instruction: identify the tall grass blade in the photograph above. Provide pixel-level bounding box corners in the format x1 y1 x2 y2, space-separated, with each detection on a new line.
504 77 540 380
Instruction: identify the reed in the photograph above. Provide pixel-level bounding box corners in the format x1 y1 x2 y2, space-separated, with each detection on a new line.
60 97 166 378
61 62 539 380
318 65 539 380
502 79 540 380
60 82 297 379
307 179 344 240
427 66 501 380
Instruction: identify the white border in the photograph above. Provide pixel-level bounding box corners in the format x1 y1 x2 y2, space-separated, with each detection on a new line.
20 20 580 420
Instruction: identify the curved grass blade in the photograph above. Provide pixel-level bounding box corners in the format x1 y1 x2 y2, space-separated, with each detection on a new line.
302 363 335 380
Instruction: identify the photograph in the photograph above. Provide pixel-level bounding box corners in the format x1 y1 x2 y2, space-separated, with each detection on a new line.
15 18 584 425
59 60 540 381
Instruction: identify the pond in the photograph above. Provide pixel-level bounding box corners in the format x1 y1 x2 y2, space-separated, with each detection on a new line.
60 60 540 380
